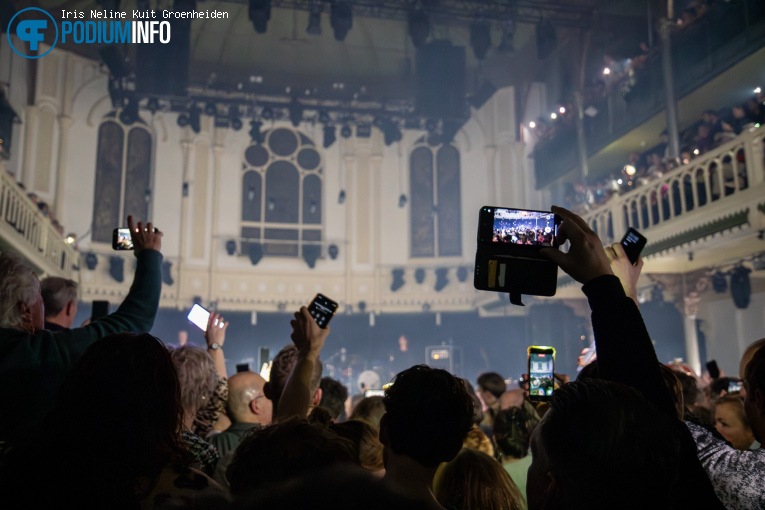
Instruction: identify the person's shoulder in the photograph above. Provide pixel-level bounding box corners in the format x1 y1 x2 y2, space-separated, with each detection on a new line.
138 465 228 509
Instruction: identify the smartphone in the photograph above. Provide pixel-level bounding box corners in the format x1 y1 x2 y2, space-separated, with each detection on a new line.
706 360 720 380
112 227 159 250
528 346 556 402
477 206 560 247
364 389 386 398
236 363 251 373
308 293 338 329
620 227 647 265
728 380 743 393
91 300 109 321
187 304 211 332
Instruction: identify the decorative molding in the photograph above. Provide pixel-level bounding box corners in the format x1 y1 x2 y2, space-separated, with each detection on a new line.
642 209 749 257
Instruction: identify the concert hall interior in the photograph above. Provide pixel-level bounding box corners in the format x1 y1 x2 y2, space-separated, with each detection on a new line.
1 2 765 505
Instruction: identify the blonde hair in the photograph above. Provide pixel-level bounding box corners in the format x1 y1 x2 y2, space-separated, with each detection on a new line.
170 346 218 416
0 252 40 328
462 424 495 457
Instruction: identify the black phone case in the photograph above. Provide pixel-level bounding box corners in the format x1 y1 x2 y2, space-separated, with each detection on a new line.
308 294 338 329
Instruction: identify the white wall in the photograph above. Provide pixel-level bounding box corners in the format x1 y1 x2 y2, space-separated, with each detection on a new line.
4 45 545 313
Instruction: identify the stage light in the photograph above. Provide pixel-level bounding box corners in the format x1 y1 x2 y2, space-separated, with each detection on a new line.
328 244 339 259
529 121 536 129
497 19 515 53
434 268 449 292
318 110 331 124
162 261 174 286
189 106 201 134
624 165 636 176
550 112 557 119
712 271 727 293
323 125 336 148
147 98 160 115
693 148 700 155
338 189 345 204
289 97 303 127
331 1 353 42
109 257 124 283
303 245 320 269
249 243 263 265
731 266 751 309
340 124 352 138
559 106 566 114
119 98 139 125
65 234 76 244
399 194 407 208
391 269 405 292
415 268 425 284
470 20 491 60
409 8 429 48
307 1 322 35
177 114 190 128
249 120 263 143
755 87 762 94
617 178 623 185
604 67 611 75
249 0 271 34
226 240 237 256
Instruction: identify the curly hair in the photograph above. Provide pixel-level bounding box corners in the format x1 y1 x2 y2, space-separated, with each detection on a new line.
0 252 40 328
493 405 539 459
170 346 218 416
384 365 474 468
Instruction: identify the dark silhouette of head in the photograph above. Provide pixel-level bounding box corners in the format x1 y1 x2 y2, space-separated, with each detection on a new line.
528 379 681 510
320 376 349 420
493 405 540 460
264 344 322 412
382 365 474 468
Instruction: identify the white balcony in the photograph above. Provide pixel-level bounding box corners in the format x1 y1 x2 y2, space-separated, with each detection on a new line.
0 166 77 278
557 126 765 295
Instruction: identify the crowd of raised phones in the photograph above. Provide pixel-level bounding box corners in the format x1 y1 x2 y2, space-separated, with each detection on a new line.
1 210 764 510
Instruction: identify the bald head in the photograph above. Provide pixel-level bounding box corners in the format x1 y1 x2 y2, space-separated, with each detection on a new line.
228 372 272 425
740 338 765 379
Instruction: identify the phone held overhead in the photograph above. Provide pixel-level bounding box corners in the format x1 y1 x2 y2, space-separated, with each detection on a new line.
620 227 647 266
186 304 224 332
112 226 159 250
308 294 339 329
474 206 561 305
528 346 556 402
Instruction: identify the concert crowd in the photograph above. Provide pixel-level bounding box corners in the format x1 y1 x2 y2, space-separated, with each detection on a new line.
1 209 764 510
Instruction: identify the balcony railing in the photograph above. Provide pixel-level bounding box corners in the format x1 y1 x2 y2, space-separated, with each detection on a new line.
580 127 765 251
535 0 765 189
0 170 76 278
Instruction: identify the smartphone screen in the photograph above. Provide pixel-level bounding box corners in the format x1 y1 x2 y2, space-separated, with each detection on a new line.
113 228 133 250
728 380 743 393
528 346 556 401
478 207 558 247
364 389 386 398
308 293 338 329
620 227 647 265
187 304 211 332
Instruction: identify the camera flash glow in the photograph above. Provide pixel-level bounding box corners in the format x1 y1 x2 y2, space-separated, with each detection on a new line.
529 121 536 128
550 113 557 119
755 87 762 94
603 67 611 75
617 179 623 185
559 106 566 114
693 149 700 155
624 165 636 176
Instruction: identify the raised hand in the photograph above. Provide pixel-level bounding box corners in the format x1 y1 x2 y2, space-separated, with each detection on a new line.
204 311 228 348
290 306 329 358
540 206 613 285
605 242 643 306
127 215 162 255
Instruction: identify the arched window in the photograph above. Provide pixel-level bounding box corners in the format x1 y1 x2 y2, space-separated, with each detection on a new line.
410 137 462 257
241 128 323 258
91 112 153 243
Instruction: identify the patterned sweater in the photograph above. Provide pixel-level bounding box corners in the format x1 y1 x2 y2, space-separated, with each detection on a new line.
686 421 765 510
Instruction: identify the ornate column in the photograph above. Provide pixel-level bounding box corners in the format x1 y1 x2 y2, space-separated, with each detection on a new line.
208 129 224 303
175 136 193 306
20 105 38 188
681 273 710 375
53 115 72 217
